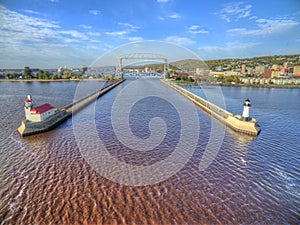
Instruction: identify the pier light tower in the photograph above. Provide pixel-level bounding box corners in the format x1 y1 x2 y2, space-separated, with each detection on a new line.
242 98 251 121
24 95 32 120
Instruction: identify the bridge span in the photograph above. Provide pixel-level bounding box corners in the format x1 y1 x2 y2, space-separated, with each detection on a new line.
116 53 169 78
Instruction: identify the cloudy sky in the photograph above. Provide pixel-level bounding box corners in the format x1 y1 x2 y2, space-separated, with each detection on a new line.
0 0 300 68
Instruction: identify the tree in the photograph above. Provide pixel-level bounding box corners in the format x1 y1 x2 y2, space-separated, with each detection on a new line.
24 67 32 79
165 72 170 79
189 77 194 82
37 70 44 79
216 75 224 82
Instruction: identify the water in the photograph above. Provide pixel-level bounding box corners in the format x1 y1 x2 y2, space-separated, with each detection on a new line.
0 79 299 224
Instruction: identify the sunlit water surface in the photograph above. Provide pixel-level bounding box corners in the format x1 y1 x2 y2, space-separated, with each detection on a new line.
0 79 299 224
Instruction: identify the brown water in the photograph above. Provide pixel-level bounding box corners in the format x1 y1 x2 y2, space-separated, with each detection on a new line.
0 79 299 224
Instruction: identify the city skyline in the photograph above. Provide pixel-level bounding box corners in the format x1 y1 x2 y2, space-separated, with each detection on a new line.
1 0 300 69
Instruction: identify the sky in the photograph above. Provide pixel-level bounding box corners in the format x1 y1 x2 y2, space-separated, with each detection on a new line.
0 0 300 69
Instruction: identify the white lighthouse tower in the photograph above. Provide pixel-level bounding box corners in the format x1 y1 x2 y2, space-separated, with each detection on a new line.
242 98 251 121
24 95 32 120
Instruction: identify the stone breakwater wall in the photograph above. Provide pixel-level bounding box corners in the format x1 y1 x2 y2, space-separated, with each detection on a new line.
161 79 261 136
18 79 125 137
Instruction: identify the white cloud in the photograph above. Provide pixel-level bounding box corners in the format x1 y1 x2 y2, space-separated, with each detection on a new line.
249 15 258 20
89 10 101 15
297 39 300 42
227 18 299 36
87 31 101 36
188 25 208 34
22 9 41 15
165 36 195 46
105 22 139 36
0 5 102 68
63 38 80 43
168 13 182 19
157 0 169 3
119 23 139 31
125 37 144 42
79 24 92 29
219 2 252 22
158 13 182 20
60 30 89 40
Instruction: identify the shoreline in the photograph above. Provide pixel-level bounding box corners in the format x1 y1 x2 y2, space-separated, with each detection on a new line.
172 81 300 89
0 78 109 82
213 83 300 89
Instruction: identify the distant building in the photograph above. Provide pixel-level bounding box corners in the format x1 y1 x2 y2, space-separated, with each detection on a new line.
210 71 224 77
80 65 88 73
271 71 281 78
57 66 63 74
241 64 246 74
263 70 272 78
195 68 210 77
224 71 239 76
272 64 280 70
216 66 223 72
294 66 300 77
283 62 291 68
255 65 269 74
195 68 201 75
246 67 254 76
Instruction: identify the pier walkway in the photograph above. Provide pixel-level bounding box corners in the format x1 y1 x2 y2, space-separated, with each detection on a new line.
161 79 261 136
18 79 125 137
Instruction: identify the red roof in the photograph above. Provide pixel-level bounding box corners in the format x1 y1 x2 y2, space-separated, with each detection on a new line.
30 104 55 114
25 99 31 102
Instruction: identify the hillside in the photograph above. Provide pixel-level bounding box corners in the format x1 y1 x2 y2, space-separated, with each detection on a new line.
103 54 300 72
169 59 208 71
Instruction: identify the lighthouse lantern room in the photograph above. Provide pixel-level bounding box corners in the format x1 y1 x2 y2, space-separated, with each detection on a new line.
24 95 56 122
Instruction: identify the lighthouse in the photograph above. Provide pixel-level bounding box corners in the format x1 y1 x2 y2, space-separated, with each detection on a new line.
242 98 251 121
23 95 55 122
24 95 33 120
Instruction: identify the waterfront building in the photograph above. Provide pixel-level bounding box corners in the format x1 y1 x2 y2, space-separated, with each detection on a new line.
263 69 272 78
271 70 281 78
210 71 224 77
24 95 55 122
294 66 300 77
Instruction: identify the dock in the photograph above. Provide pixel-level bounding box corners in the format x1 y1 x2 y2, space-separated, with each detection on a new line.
161 79 261 136
18 79 125 137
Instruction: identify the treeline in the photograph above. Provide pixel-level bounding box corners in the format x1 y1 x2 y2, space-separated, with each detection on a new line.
4 67 84 80
205 54 300 70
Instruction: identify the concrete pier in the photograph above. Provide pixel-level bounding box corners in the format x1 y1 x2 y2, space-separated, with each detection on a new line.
161 79 261 136
18 79 125 137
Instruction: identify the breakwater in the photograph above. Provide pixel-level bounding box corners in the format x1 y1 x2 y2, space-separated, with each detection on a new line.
18 79 125 137
161 79 261 136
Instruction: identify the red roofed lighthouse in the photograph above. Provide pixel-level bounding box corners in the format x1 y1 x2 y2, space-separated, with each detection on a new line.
24 95 56 122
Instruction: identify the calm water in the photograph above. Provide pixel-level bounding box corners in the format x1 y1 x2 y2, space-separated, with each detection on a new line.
0 79 299 224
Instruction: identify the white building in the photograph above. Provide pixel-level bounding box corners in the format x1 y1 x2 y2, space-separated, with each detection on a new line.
24 95 56 122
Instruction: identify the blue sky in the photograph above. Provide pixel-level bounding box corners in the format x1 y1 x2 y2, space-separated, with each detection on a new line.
0 0 300 68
